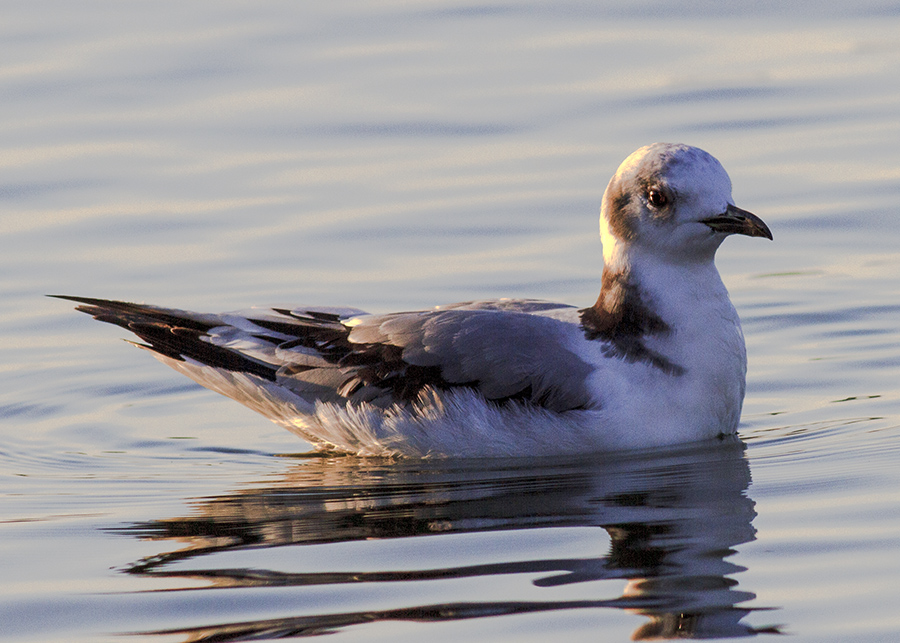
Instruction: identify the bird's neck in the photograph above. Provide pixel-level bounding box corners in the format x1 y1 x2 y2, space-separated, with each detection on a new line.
581 262 668 340
595 238 727 318
580 243 730 376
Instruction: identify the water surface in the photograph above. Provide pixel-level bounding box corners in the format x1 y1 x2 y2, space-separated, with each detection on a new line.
2 2 899 641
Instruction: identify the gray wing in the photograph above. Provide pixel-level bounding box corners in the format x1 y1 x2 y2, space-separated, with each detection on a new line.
60 296 595 413
233 300 595 411
332 306 594 411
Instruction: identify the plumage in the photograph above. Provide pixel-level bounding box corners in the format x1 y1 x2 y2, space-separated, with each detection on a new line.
56 143 772 457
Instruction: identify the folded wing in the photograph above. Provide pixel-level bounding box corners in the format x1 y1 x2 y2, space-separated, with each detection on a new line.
57 296 595 413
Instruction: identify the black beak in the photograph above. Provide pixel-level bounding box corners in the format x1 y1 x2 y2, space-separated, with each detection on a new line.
702 204 773 240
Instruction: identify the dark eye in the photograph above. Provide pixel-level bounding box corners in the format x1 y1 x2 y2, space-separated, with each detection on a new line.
647 189 668 208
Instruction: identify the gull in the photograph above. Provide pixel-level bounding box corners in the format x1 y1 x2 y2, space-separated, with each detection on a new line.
56 143 772 458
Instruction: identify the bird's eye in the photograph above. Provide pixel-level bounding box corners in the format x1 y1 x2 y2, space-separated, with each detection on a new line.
647 189 668 208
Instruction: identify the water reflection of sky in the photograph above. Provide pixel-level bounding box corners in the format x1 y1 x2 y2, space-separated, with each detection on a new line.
115 439 780 640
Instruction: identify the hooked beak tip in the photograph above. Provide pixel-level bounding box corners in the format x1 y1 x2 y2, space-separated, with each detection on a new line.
703 204 772 240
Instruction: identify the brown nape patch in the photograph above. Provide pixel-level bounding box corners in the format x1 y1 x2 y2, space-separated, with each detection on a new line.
579 270 684 376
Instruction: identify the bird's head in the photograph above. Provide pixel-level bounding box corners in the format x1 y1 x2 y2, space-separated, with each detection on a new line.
600 143 771 267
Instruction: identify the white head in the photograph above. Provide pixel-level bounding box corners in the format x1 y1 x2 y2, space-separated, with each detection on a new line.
600 143 771 267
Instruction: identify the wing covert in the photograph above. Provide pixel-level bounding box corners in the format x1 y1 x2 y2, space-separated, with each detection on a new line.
336 308 594 411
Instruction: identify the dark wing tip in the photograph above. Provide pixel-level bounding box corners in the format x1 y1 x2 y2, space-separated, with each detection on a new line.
49 294 121 305
49 294 143 317
53 295 279 382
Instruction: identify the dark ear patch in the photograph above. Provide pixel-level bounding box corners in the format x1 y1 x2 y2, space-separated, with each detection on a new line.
605 183 638 241
613 191 631 209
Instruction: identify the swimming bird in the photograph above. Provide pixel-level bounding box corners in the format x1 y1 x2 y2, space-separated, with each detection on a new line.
56 143 771 457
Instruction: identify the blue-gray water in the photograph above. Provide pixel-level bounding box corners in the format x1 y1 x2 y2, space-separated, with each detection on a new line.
2 2 900 641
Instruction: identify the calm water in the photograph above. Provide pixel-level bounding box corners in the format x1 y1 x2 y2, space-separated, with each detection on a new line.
2 2 900 641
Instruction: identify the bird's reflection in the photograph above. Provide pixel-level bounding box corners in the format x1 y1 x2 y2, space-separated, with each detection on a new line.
117 436 780 640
